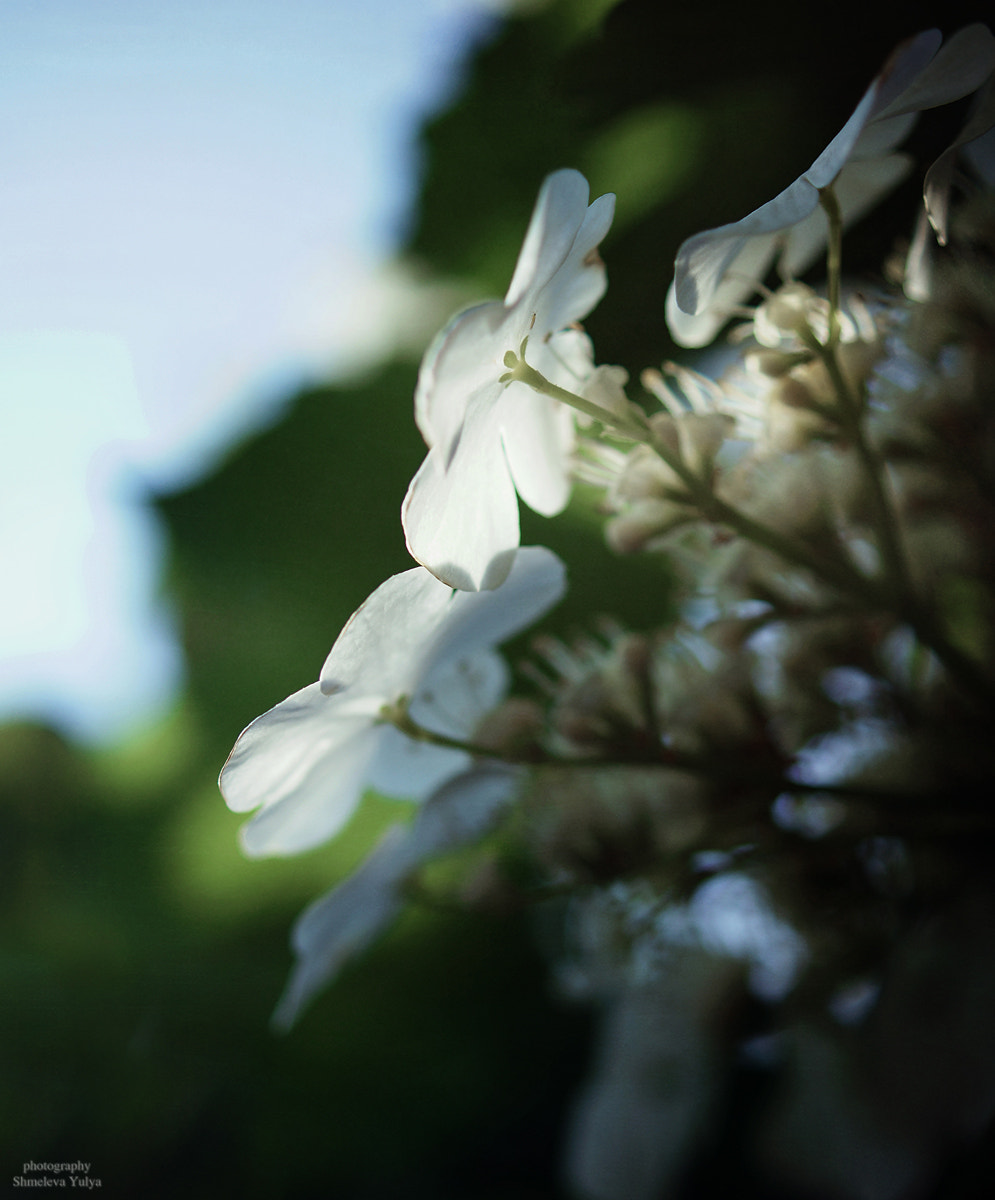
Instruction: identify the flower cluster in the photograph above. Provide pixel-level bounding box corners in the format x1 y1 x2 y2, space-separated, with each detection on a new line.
223 25 995 1200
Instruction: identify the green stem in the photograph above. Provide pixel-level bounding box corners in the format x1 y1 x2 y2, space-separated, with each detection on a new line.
810 332 910 591
382 702 515 762
815 186 907 595
818 185 843 347
501 340 650 440
382 705 925 806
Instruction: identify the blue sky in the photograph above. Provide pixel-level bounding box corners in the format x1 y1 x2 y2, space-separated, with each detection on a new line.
0 0 503 741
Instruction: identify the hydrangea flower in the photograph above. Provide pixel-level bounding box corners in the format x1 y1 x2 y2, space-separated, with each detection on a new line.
667 25 995 347
272 762 520 1029
403 168 615 591
220 545 566 857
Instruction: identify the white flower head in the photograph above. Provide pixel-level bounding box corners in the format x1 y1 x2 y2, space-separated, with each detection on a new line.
403 168 615 591
667 25 995 347
220 545 566 857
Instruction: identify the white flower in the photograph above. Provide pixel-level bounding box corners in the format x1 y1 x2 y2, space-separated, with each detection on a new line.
220 545 566 857
402 169 615 591
667 25 995 347
272 762 520 1029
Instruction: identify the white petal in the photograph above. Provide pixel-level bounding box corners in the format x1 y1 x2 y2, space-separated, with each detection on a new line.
407 171 612 587
665 280 712 348
835 152 914 227
409 647 510 741
365 720 470 799
403 761 520 861
673 178 816 318
806 85 890 191
875 24 995 119
414 300 505 450
506 169 598 309
272 763 520 1029
529 192 616 337
849 111 917 160
222 684 336 812
538 324 598 387
903 207 935 301
805 31 940 190
402 386 522 592
925 79 995 241
318 566 452 696
668 27 990 338
667 233 780 347
271 825 411 1030
219 688 383 857
672 40 921 324
803 27 993 183
222 548 555 857
672 231 745 319
867 29 945 114
421 544 567 667
500 380 573 517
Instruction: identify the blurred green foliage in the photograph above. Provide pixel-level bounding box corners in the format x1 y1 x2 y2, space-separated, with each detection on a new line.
4 0 994 1195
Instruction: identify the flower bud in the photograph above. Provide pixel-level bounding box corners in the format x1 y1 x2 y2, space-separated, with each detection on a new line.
647 411 683 459
472 697 547 759
745 346 815 378
614 445 684 502
676 412 734 480
581 364 631 420
754 283 827 346
765 378 835 453
606 498 692 554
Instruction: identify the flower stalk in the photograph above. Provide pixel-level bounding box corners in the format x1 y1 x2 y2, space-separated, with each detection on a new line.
500 339 650 439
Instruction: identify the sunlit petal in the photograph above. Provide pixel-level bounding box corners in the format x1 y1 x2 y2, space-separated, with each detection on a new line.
408 648 510 741
420 544 567 667
223 545 564 855
506 169 595 305
365 720 473 799
413 300 504 449
403 391 521 592
228 706 383 856
500 381 574 516
319 568 451 696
